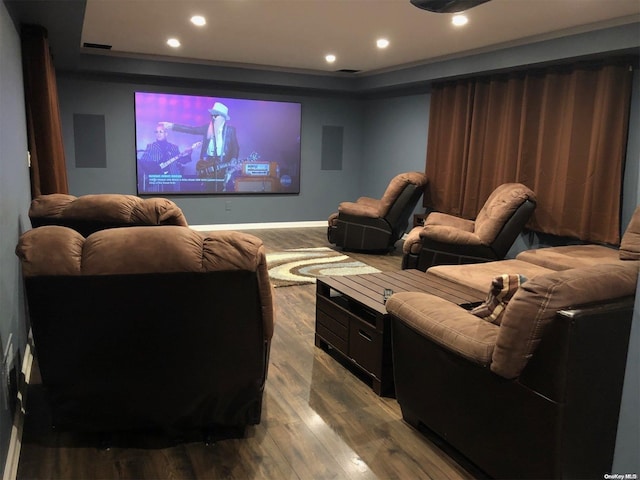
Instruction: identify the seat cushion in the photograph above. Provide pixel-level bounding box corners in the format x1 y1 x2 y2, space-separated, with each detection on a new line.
516 244 622 270
426 259 554 297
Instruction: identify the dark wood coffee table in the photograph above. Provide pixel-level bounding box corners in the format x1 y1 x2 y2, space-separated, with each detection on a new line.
315 269 483 396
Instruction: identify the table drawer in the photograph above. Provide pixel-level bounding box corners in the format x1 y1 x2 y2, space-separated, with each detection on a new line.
316 310 348 352
316 295 350 326
349 318 382 377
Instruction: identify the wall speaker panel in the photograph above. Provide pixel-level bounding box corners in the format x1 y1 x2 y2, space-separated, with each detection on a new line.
73 114 106 168
321 125 343 171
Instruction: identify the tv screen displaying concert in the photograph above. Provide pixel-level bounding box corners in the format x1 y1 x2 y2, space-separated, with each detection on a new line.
135 92 302 195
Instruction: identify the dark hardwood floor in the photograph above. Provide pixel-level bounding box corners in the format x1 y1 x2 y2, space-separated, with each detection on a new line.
16 227 480 480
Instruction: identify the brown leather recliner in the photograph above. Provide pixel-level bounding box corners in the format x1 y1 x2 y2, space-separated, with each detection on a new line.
28 193 188 236
327 172 428 252
402 183 536 270
15 225 274 435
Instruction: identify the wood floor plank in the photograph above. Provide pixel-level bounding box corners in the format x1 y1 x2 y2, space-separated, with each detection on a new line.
16 226 478 480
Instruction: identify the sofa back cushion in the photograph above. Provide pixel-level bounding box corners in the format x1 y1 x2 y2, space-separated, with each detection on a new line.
491 263 638 379
474 183 536 244
620 206 640 260
16 225 274 339
29 193 188 235
378 172 427 217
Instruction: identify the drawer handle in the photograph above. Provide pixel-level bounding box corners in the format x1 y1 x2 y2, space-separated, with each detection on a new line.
358 329 372 342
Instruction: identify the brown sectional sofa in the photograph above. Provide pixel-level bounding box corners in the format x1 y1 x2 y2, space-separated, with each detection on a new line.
387 207 640 478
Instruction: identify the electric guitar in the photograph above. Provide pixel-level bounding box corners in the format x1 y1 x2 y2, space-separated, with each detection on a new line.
159 142 201 172
142 142 201 175
196 151 260 178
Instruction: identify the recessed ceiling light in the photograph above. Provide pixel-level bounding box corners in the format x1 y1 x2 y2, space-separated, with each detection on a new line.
167 38 181 48
190 15 206 26
452 14 468 26
325 54 336 63
377 38 390 49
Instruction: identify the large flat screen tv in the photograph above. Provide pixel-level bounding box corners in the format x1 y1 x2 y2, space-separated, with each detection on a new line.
135 92 301 195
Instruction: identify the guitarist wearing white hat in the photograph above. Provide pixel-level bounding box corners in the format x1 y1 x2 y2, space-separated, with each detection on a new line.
161 101 240 192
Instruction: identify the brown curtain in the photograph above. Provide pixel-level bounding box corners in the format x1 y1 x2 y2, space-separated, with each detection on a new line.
425 61 633 245
21 25 68 197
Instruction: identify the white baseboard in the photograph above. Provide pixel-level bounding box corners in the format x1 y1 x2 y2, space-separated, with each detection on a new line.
2 339 33 480
190 220 327 231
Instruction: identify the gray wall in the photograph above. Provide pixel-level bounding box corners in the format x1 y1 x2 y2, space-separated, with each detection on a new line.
360 93 430 196
58 76 370 225
0 0 31 474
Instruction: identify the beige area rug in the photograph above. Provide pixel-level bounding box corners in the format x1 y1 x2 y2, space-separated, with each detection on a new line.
266 247 381 287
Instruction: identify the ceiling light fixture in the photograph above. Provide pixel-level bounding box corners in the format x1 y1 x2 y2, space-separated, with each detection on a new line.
190 15 206 26
377 38 390 49
325 54 336 63
452 14 468 26
167 38 181 48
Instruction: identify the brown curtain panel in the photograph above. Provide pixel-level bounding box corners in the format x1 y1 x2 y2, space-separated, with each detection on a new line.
425 61 633 245
21 25 68 197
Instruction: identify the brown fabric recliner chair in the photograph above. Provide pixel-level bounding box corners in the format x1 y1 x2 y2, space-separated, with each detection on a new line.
388 262 637 479
15 225 274 436
402 183 536 270
327 172 428 252
28 193 188 236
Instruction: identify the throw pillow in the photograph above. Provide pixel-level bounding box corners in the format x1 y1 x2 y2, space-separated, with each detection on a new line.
470 274 527 325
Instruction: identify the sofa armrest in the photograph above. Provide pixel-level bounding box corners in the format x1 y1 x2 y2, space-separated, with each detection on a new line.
518 297 634 401
355 196 380 208
386 292 498 365
420 225 485 246
425 212 475 231
402 226 423 255
491 263 638 379
338 201 379 218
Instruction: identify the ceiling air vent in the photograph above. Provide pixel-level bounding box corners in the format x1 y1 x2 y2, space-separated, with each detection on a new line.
336 69 361 74
83 42 112 50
